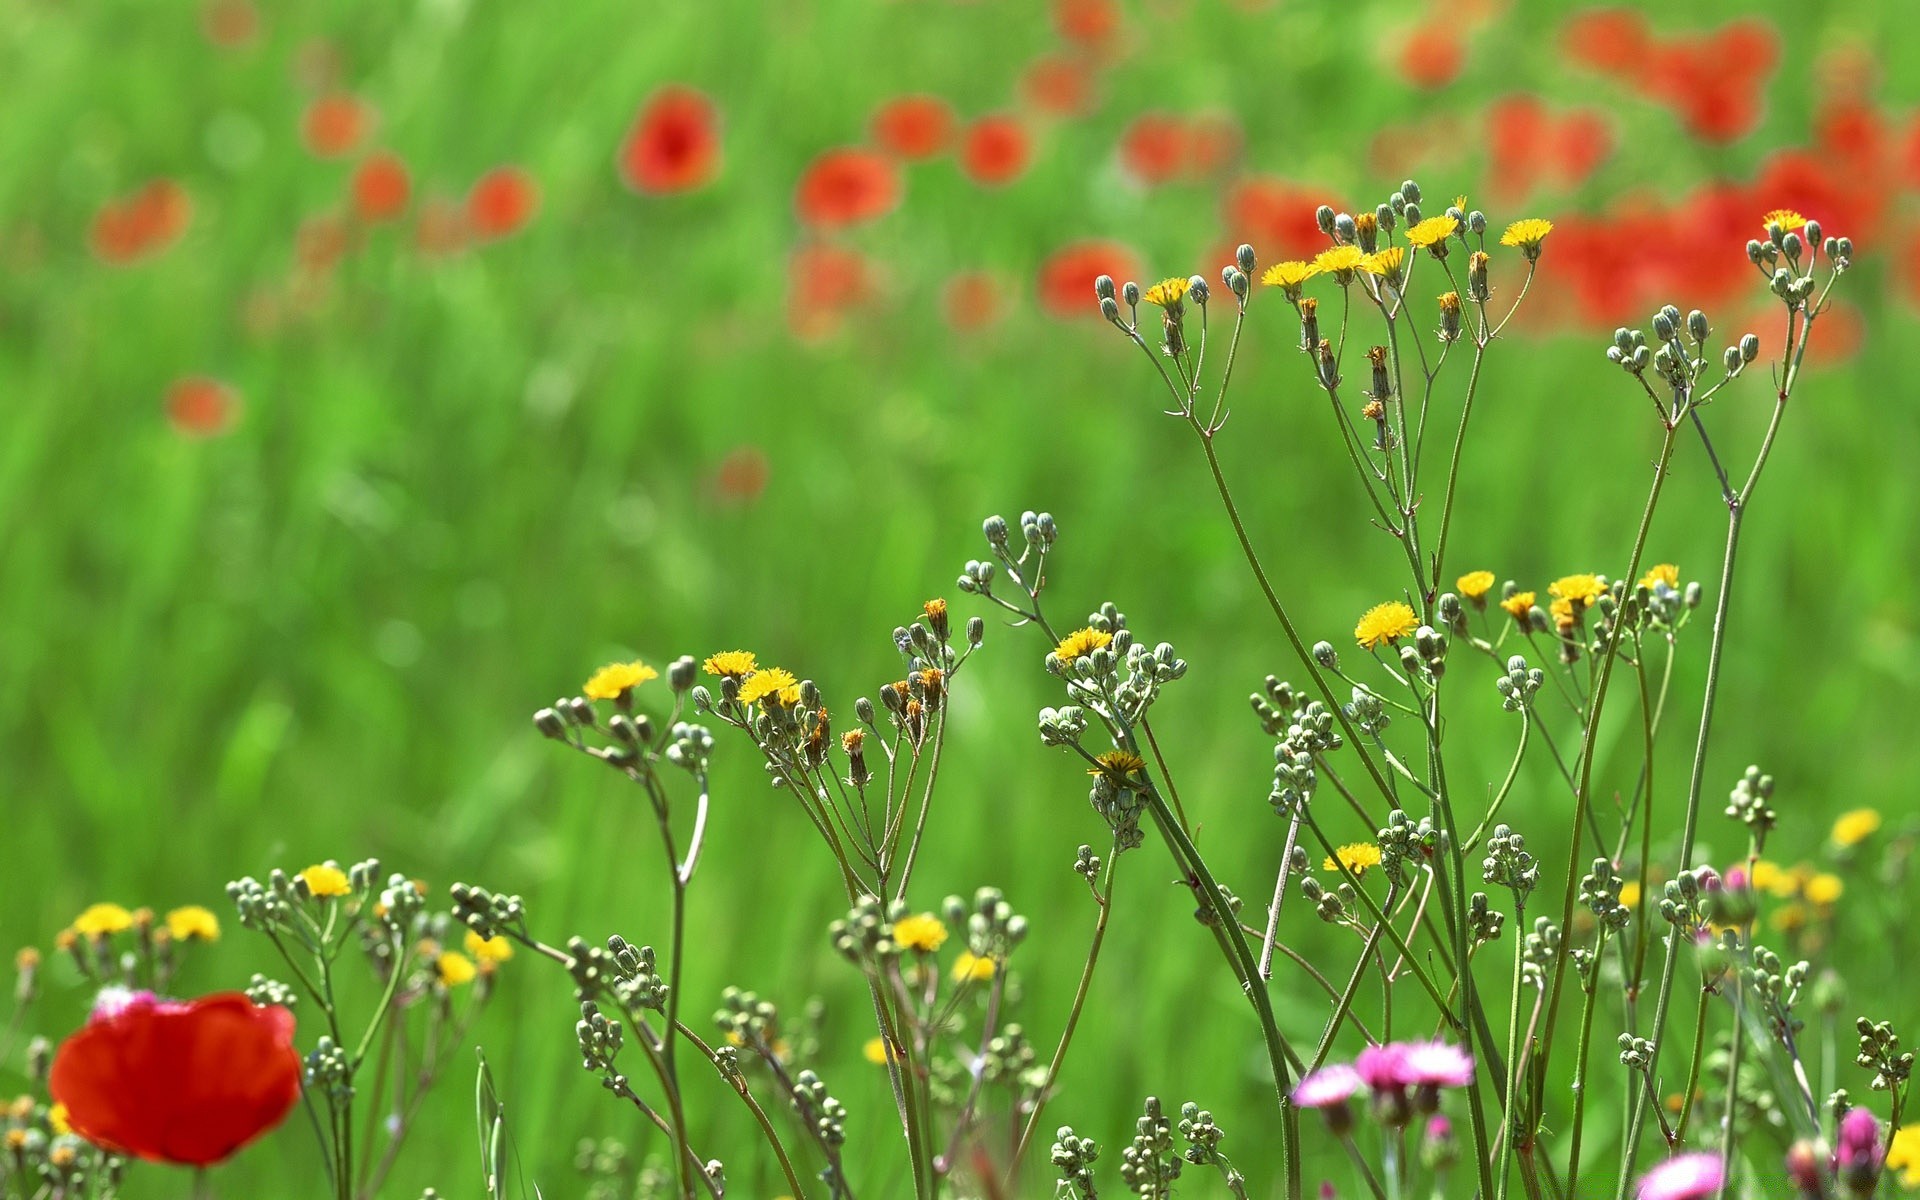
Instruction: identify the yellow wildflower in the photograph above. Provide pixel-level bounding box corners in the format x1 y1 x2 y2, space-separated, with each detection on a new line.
1549 596 1577 629
70 904 133 939
1261 260 1318 298
1364 246 1407 283
1886 1124 1920 1187
1803 873 1843 906
1054 627 1113 662
890 913 948 953
1761 208 1807 232
863 1037 891 1065
1323 842 1383 876
1618 881 1641 910
584 660 656 701
703 650 757 678
1088 750 1146 778
165 906 221 942
737 667 800 707
1639 563 1680 590
437 951 477 987
1354 601 1419 650
1770 902 1808 933
1405 215 1459 250
1456 570 1496 603
951 951 996 983
49 1103 71 1137
1831 807 1881 847
465 930 514 963
1501 591 1536 622
300 863 352 898
1499 218 1554 260
1549 574 1606 607
1310 244 1374 284
1142 277 1189 308
1749 860 1801 898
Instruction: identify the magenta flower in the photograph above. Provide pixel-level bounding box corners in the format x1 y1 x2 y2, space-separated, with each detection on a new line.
1401 1040 1475 1088
1635 1152 1725 1200
1293 1064 1362 1109
1837 1106 1882 1190
1355 1043 1413 1091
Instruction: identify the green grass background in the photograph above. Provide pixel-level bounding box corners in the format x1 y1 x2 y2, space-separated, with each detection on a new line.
4 0 1920 1194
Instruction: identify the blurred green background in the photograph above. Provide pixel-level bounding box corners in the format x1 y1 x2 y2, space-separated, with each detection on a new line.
5 0 1919 1194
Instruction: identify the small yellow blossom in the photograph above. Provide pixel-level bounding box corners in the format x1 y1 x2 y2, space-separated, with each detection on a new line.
1261 260 1318 298
1323 842 1383 876
1456 570 1496 602
1639 563 1680 590
1311 244 1374 284
1770 902 1809 933
1088 750 1146 778
890 913 948 953
584 660 656 701
1354 601 1419 650
1054 627 1113 662
1761 208 1807 232
1886 1124 1920 1187
1831 807 1882 847
1499 218 1554 259
1405 215 1459 249
1142 277 1189 308
703 650 757 678
437 952 477 987
49 1103 71 1136
1549 574 1607 608
300 864 352 898
1803 873 1843 906
1501 591 1536 622
737 667 800 707
1364 246 1407 283
951 951 996 983
1549 596 1577 629
1618 881 1641 910
863 1037 891 1065
165 906 221 942
70 904 134 939
1749 860 1803 898
465 930 514 963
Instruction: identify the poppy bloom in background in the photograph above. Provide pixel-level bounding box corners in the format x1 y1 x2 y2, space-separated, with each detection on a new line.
89 180 192 265
1220 177 1337 261
961 115 1032 187
786 242 879 340
350 151 411 223
870 94 955 161
414 196 469 256
941 270 1004 333
1185 112 1242 177
295 213 352 272
1559 6 1651 77
1643 18 1779 145
1394 21 1465 90
300 92 373 159
619 85 721 194
1020 54 1099 119
712 445 770 504
1053 0 1120 55
165 377 241 437
200 0 258 49
1118 112 1187 186
795 147 901 229
51 991 300 1165
466 166 540 241
1036 239 1140 319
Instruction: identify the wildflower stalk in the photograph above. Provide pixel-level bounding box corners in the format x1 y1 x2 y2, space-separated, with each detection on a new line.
1495 899 1527 1200
1672 982 1713 1144
1562 928 1609 1199
1308 888 1394 1072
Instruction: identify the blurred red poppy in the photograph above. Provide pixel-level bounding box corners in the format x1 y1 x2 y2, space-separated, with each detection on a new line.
1036 239 1141 320
351 152 411 223
201 0 258 49
1118 112 1187 187
467 166 540 241
1219 177 1336 261
961 115 1032 187
941 270 1004 333
1020 54 1099 119
1816 95 1892 177
713 445 770 504
164 378 241 438
619 85 721 194
301 93 373 159
51 992 299 1165
1053 0 1120 53
1185 113 1242 177
89 180 192 265
1643 19 1777 145
1559 7 1651 77
1395 22 1464 90
787 242 878 340
1550 110 1615 189
795 147 901 229
870 95 955 161
1752 147 1881 246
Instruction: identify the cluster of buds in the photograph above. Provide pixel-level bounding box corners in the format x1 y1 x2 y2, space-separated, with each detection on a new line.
1118 1095 1183 1196
1579 858 1633 932
1725 764 1777 842
1494 653 1544 713
1051 1126 1101 1198
943 886 1028 964
1481 824 1540 906
1854 1017 1913 1093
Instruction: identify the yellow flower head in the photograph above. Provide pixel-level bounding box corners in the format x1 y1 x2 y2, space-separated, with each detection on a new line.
703 650 757 678
465 929 514 964
436 951 477 987
71 903 133 939
1142 277 1189 308
890 913 948 953
1354 601 1419 650
49 1103 71 1137
1887 1124 1920 1187
1501 591 1536 622
1499 218 1554 259
1761 209 1807 232
1831 807 1882 848
1456 570 1496 602
1549 596 1577 629
165 906 221 942
1323 842 1383 876
1639 563 1680 591
863 1037 891 1065
1261 260 1318 298
1311 244 1373 284
1617 881 1642 910
584 660 656 701
737 667 801 707
951 950 997 983
300 863 352 898
1405 215 1459 250
1087 749 1146 778
1749 859 1796 897
1054 627 1113 662
1364 246 1407 284
1549 574 1607 608
1804 872 1844 906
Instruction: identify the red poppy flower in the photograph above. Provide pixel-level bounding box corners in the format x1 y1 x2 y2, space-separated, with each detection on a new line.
1053 0 1120 53
1020 54 1099 119
1550 109 1615 190
961 115 1032 187
466 166 540 241
786 242 878 340
1219 177 1337 262
1559 7 1651 77
351 152 411 223
1395 22 1465 90
1185 112 1242 177
795 147 902 229
1118 112 1187 187
89 180 192 265
1752 147 1881 246
870 94 955 161
1816 95 1891 176
1036 239 1141 320
301 93 373 159
941 270 1003 333
201 0 258 49
51 992 300 1165
1486 93 1549 201
164 377 241 437
713 445 770 504
619 85 721 194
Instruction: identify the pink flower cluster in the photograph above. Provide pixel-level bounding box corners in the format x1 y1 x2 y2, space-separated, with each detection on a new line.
1292 1040 1475 1130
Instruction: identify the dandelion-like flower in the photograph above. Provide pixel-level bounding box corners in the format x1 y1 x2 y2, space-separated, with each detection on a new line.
1456 570 1495 602
1639 563 1679 590
863 1037 890 1065
1500 591 1535 623
1405 215 1459 251
1055 627 1113 661
1323 842 1383 876
465 930 514 963
737 667 800 707
1261 259 1318 299
165 906 221 942
584 660 657 700
951 951 996 982
1142 277 1189 308
1311 244 1375 285
436 952 477 987
71 904 134 939
1292 1064 1362 1108
1804 872 1843 906
1832 807 1882 847
1633 1151 1724 1200
1499 218 1554 260
890 913 948 953
1887 1125 1920 1188
1761 208 1807 232
1364 246 1407 284
299 864 352 899
1355 601 1418 650
1548 573 1606 608
703 650 757 678
1549 596 1577 631
1088 749 1146 778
